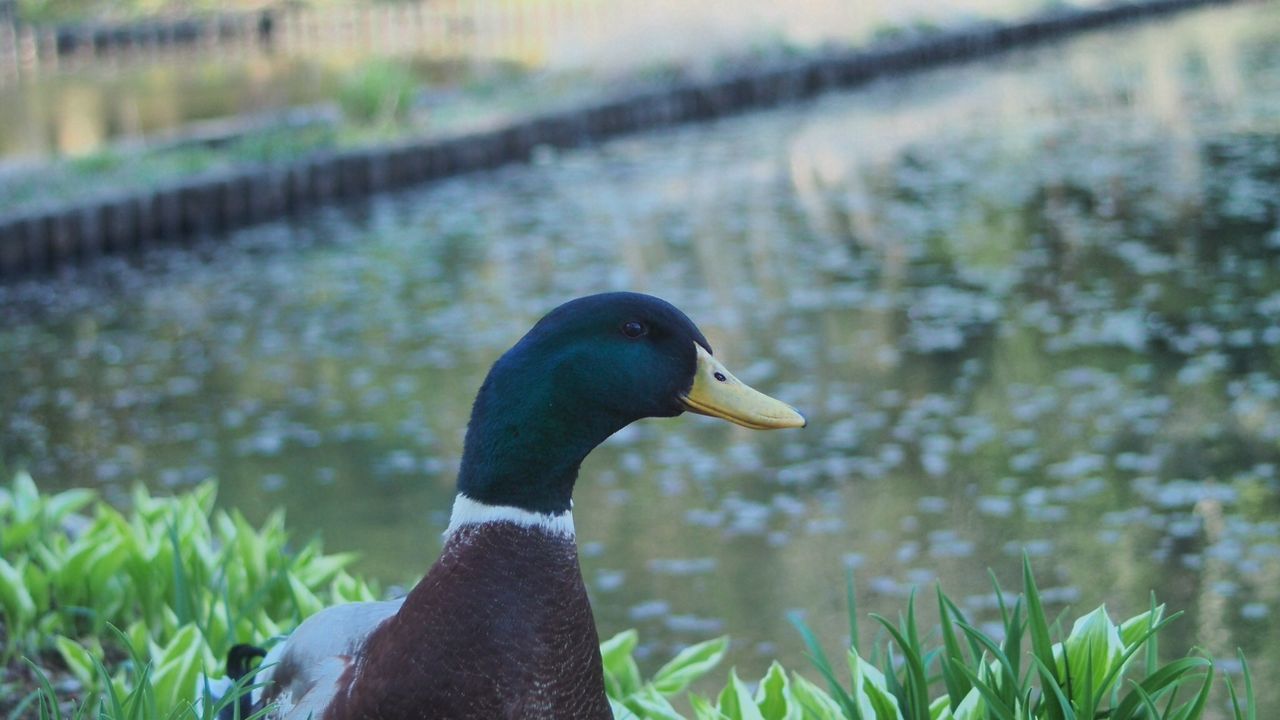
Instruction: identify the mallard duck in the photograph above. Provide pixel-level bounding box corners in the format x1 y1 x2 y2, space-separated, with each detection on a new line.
217 292 805 720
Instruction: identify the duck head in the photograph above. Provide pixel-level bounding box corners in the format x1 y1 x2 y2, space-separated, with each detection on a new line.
456 292 805 515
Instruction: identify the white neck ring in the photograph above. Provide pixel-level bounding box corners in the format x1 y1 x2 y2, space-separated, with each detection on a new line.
444 494 575 539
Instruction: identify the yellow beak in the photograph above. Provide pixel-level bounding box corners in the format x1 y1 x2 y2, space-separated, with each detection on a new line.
680 345 807 430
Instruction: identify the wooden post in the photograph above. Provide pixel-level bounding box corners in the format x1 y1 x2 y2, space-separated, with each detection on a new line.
0 217 22 276
100 196 134 253
16 214 47 274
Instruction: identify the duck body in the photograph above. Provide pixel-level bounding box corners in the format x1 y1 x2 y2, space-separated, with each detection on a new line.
325 522 607 719
223 293 805 720
255 507 605 720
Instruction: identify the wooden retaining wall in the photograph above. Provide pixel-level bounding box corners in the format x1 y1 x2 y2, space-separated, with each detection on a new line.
0 0 1238 278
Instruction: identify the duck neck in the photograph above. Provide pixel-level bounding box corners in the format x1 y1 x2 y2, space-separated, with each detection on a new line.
455 361 631 515
444 493 575 539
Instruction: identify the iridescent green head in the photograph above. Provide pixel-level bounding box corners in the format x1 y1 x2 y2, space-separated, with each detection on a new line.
457 292 804 514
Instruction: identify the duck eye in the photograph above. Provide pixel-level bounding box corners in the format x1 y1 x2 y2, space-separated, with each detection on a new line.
714 372 727 382
621 321 647 338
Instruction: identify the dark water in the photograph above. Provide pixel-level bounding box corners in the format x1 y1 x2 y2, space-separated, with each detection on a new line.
2 3 1279 713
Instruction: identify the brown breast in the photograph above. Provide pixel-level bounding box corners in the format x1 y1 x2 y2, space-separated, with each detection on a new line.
322 523 612 720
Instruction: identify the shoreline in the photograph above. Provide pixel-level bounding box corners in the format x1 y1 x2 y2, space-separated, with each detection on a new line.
0 0 1242 278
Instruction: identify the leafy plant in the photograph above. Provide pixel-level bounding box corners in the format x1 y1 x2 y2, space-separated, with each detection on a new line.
338 59 419 128
782 564 1251 720
0 472 376 717
1 476 1257 719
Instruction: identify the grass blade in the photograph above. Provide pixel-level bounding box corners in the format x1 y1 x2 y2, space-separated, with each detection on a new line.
846 568 860 657
1094 611 1184 711
953 620 1020 705
1022 554 1061 719
23 659 65 720
1145 593 1159 678
1174 665 1214 720
869 613 930 720
951 661 1016 720
1030 654 1077 720
1112 657 1212 720
168 522 195 627
1236 649 1255 720
1127 679 1165 719
789 613 861 719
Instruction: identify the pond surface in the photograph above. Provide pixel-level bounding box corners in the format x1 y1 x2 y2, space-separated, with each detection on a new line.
3 2 1280 713
0 53 482 160
0 0 1105 160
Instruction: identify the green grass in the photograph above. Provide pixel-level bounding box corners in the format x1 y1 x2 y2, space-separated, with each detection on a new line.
338 59 419 129
0 475 1256 719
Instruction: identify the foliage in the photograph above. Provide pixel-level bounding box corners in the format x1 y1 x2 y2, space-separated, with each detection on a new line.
14 1 279 24
337 59 419 128
600 565 1256 719
0 472 377 717
0 476 1257 719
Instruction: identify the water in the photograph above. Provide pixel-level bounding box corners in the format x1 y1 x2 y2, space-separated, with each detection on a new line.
0 54 337 158
1 0 1115 160
0 53 487 160
2 2 1279 712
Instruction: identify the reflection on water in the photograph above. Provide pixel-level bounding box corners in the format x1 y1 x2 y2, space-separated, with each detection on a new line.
0 55 331 158
0 0 1151 159
2 2 1280 711
0 54 491 159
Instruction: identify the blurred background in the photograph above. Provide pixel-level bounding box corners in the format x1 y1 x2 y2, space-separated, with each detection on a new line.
2 0 1279 714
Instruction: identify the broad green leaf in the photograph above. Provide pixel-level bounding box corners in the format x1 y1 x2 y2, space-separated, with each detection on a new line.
0 555 36 623
718 669 766 720
20 561 49 620
190 481 218 517
625 685 686 720
43 489 96 525
330 571 377 604
600 629 643 699
948 661 1015 720
86 531 131 601
12 471 39 520
653 636 729 696
1 515 40 555
930 694 955 720
293 548 357 588
611 697 641 720
952 686 986 720
1118 605 1165 650
754 661 797 720
690 693 727 720
125 620 151 660
286 574 324 618
150 624 206 713
789 674 845 718
600 629 638 665
54 635 97 688
851 646 904 720
1057 605 1123 705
